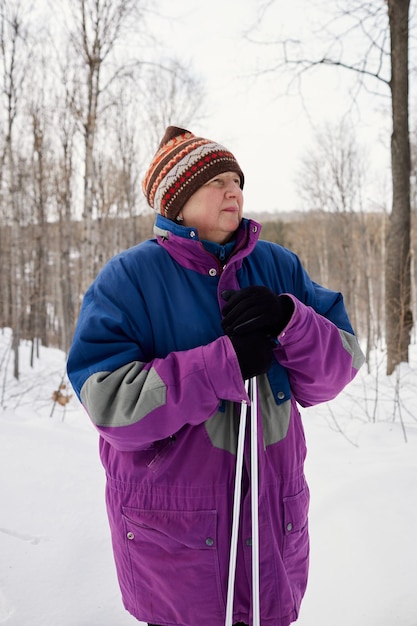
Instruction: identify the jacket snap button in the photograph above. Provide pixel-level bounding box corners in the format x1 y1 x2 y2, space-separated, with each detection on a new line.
205 537 214 546
190 230 196 238
209 268 217 277
277 391 285 400
286 523 293 532
127 531 134 540
246 538 252 546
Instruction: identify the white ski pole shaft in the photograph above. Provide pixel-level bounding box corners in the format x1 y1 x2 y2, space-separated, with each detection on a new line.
250 376 260 626
225 379 250 626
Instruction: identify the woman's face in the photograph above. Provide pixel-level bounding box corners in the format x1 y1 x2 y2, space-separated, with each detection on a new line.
178 171 244 244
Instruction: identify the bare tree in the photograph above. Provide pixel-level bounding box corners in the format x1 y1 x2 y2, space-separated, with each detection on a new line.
54 80 78 353
297 120 369 327
0 0 206 378
64 0 148 289
385 0 413 374
138 58 205 151
252 0 414 373
0 0 31 378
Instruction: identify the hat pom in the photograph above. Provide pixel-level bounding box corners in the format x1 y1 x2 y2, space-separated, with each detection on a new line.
157 126 189 148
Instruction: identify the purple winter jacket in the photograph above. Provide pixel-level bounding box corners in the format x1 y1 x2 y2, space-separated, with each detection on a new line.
67 216 365 626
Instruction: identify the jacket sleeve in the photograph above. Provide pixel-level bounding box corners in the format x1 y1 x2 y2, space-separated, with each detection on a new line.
274 292 365 408
66 258 247 452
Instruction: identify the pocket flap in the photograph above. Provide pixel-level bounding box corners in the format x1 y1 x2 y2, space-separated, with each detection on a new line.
122 507 217 549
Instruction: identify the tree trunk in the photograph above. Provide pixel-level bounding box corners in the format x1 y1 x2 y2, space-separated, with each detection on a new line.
385 0 413 374
81 61 99 292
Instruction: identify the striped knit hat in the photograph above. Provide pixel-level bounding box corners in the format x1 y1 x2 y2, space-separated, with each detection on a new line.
142 126 244 220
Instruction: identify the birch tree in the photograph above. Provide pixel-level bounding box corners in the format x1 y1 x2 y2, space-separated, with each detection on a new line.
65 0 148 289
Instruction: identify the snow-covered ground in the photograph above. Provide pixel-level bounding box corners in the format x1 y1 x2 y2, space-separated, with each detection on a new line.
1 328 416 626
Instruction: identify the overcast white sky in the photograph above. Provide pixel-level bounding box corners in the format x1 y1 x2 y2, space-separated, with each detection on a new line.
150 0 396 214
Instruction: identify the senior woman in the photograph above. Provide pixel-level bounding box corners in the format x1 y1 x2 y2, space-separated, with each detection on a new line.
67 126 365 626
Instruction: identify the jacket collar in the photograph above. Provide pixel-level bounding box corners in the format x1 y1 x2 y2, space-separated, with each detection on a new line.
153 214 262 275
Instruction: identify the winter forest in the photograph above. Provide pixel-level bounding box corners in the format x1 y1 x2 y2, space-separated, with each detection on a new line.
0 0 206 374
1 1 417 625
0 0 416 382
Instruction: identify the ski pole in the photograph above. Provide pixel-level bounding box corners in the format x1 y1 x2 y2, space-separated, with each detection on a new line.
250 376 260 626
225 378 249 626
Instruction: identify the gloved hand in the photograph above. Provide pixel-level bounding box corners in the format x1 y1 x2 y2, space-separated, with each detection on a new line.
222 286 294 338
228 330 274 380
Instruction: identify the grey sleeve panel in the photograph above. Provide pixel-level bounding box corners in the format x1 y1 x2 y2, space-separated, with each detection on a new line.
80 362 167 427
205 402 239 454
205 373 291 453
258 374 291 446
339 329 366 370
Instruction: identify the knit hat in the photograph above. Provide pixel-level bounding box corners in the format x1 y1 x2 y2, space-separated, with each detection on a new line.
142 126 244 220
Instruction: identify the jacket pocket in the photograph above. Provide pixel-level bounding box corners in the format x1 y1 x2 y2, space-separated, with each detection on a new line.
122 507 225 624
146 435 176 472
282 486 310 613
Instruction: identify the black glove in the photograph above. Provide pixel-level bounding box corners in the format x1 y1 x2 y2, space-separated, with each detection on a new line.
222 286 294 337
228 330 274 380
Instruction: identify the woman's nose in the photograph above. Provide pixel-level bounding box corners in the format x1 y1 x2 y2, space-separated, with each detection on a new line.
225 182 239 196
